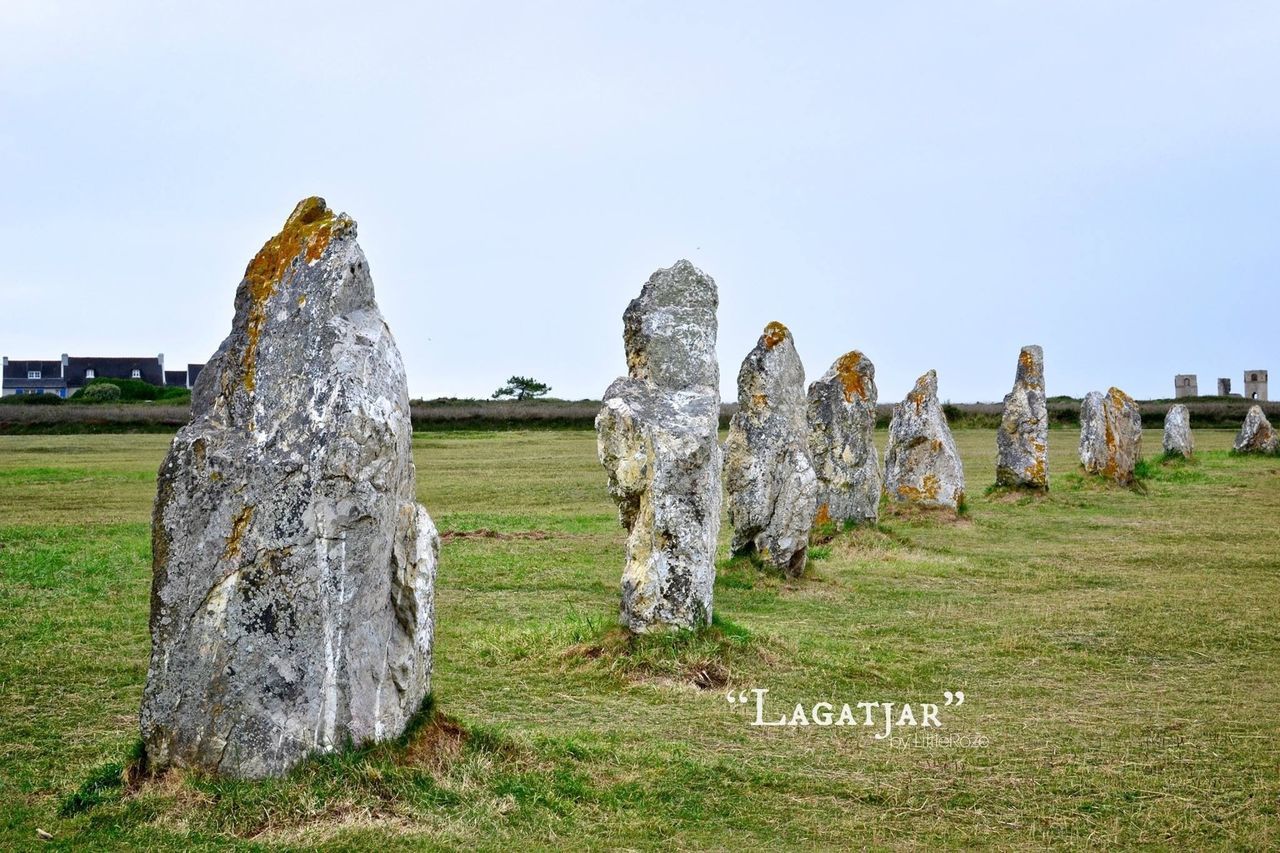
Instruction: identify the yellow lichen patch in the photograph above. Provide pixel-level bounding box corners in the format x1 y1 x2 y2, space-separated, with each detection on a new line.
222 505 255 561
240 197 347 392
752 393 769 408
1024 451 1046 486
815 503 831 526
930 439 942 453
1107 387 1134 410
833 351 867 401
896 474 941 502
1018 349 1041 388
762 321 790 350
907 373 930 411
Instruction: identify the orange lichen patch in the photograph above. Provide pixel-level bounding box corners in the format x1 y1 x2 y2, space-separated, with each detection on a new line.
1107 387 1134 410
815 503 831 525
751 393 769 408
896 474 941 502
930 439 943 453
1018 349 1041 388
222 505 255 560
240 197 347 392
833 351 868 401
1024 450 1047 486
762 321 790 350
907 373 931 411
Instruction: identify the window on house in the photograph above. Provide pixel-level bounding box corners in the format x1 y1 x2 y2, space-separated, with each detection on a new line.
131 369 141 379
27 370 41 379
85 369 95 379
1251 373 1258 381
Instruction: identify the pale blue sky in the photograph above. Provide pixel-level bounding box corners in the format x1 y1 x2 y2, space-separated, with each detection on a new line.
2 1 1277 403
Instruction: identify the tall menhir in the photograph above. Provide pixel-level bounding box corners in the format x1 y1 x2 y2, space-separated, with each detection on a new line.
596 260 721 633
140 198 439 779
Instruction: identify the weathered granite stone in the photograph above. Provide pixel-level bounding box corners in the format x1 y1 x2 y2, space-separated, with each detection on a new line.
597 260 721 633
806 351 881 526
1233 405 1279 454
140 198 439 780
995 345 1048 489
1079 387 1142 484
723 323 818 576
884 370 965 510
1162 404 1194 458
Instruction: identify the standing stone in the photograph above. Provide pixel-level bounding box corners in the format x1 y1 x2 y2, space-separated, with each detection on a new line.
724 323 818 576
597 260 721 633
1233 405 1279 454
995 345 1048 489
141 198 439 780
884 370 965 510
806 351 881 526
1078 387 1143 484
1162 404 1194 458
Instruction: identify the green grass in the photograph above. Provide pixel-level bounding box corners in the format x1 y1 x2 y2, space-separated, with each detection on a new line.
1 428 1278 848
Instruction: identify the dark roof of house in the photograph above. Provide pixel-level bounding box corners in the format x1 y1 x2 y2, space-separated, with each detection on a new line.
188 364 205 384
4 377 67 390
164 370 189 386
64 356 164 387
3 359 62 380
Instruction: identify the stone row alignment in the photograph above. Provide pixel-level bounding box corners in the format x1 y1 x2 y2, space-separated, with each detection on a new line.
147 229 1272 779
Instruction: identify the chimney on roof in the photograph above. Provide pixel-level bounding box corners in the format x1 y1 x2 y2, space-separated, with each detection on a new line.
2 357 7 367
61 353 68 378
158 353 164 368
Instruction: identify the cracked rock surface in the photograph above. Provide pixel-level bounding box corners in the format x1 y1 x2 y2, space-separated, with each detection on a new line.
807 351 881 526
1162 404 1194 458
140 198 438 779
884 370 965 510
1079 387 1142 484
597 260 721 632
724 322 818 576
1234 405 1278 454
995 345 1049 489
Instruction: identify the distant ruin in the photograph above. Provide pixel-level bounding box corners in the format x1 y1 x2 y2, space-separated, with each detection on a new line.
1244 370 1268 401
1175 370 1267 401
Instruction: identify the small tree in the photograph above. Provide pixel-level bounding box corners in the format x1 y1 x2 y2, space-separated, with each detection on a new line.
491 376 551 400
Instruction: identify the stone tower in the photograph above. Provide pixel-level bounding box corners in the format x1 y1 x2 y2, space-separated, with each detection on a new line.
1217 377 1233 396
1243 370 1268 401
1173 374 1198 398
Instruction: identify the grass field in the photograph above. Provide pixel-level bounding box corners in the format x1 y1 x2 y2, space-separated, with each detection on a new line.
1 428 1278 849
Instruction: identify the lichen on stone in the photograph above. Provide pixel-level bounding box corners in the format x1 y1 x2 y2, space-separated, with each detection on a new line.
762 321 790 350
239 197 353 393
884 370 965 511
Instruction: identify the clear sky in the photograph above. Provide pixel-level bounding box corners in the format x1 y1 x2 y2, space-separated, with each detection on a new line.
2 2 1277 403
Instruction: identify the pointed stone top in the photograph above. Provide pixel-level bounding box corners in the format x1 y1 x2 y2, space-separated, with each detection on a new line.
908 370 938 406
622 260 719 391
762 321 790 349
827 350 874 403
245 197 355 294
1015 346 1044 390
1107 387 1136 409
